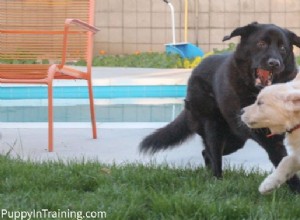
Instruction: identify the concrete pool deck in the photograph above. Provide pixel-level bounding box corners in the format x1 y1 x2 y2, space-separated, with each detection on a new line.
0 67 275 172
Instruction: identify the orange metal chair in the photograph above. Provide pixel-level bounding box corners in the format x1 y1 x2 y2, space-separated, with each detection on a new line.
0 0 99 152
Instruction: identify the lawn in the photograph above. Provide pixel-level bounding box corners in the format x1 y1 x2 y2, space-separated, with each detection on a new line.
1 155 300 220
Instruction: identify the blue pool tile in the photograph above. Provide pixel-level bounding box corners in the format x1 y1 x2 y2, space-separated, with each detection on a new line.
0 85 187 99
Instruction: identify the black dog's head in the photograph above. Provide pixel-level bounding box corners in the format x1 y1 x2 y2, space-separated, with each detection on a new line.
223 22 300 89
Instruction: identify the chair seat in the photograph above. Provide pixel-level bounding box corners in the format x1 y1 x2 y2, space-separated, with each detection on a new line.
0 64 51 80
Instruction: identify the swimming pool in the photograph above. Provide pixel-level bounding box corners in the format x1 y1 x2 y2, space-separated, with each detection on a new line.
0 85 186 99
0 85 186 122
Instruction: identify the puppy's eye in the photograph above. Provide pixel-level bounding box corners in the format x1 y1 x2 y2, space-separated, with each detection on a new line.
257 41 267 48
257 100 264 106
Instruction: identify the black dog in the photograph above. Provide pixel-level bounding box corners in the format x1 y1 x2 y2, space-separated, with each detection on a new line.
140 22 300 192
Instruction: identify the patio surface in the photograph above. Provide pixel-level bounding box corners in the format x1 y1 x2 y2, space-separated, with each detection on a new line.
0 67 275 172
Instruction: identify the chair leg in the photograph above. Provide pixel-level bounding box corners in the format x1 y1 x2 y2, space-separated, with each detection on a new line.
48 82 54 152
88 78 97 139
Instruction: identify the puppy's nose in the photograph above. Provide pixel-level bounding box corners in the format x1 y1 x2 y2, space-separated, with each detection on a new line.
267 58 280 69
240 109 245 115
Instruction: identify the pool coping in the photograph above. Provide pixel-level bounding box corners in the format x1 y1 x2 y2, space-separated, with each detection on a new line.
0 122 168 129
0 67 191 99
0 67 192 87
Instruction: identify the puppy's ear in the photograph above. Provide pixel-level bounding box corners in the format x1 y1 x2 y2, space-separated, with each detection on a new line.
283 91 300 111
223 22 258 41
285 30 300 48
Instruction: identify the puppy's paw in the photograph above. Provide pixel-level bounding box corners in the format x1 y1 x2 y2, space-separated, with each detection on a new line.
259 174 282 195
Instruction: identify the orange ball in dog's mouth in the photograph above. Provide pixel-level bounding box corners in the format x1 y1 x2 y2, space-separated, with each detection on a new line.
255 69 273 86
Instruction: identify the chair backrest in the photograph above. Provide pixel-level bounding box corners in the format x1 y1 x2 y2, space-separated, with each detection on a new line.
0 0 95 65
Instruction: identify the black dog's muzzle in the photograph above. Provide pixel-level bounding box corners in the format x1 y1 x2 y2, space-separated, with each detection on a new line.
255 58 282 87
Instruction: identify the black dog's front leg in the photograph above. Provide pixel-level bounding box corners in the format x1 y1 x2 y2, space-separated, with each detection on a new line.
252 132 300 193
200 119 226 178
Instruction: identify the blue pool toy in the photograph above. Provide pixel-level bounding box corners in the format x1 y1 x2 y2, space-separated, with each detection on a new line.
165 43 204 59
163 0 204 59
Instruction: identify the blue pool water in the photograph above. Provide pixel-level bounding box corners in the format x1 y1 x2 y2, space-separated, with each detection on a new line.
0 85 186 122
0 85 186 99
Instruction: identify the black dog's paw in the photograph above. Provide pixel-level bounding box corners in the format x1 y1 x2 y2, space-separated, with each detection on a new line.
287 175 300 194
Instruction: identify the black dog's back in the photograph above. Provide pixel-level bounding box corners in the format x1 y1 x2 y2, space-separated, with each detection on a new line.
186 53 232 116
139 53 230 154
191 53 231 80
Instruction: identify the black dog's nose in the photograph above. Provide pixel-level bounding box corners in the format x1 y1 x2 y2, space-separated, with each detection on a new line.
267 58 280 68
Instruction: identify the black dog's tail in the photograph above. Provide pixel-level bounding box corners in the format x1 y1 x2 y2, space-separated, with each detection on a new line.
139 110 194 154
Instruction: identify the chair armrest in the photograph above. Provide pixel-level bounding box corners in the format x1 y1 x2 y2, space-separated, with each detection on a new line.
65 19 99 34
59 19 99 68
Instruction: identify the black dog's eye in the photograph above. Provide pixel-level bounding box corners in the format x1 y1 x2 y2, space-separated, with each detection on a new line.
279 45 286 53
257 41 267 48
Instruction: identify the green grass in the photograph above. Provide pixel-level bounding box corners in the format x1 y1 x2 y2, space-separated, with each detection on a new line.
0 52 184 68
1 156 300 219
75 52 184 68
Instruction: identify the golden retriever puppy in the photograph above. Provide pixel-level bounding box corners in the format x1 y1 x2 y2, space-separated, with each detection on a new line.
241 74 300 194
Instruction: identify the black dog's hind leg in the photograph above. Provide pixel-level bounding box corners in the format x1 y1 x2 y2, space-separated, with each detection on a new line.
252 133 300 193
200 120 225 178
202 150 211 168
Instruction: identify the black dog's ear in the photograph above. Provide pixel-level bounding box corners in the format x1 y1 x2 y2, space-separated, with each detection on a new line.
223 22 259 41
286 30 300 48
